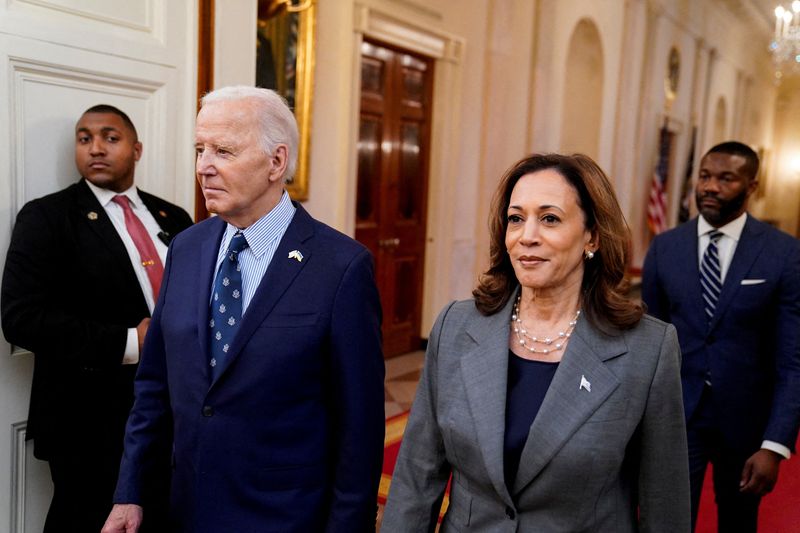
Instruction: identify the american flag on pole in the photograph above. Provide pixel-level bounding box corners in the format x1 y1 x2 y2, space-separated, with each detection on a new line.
647 122 674 235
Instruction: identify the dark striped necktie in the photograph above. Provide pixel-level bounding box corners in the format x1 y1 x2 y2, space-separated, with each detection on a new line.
700 230 723 321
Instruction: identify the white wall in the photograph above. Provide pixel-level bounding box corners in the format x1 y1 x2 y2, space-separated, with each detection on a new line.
0 1 198 530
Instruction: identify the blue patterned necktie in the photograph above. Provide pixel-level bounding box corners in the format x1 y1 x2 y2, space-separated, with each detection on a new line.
700 230 723 321
209 231 249 379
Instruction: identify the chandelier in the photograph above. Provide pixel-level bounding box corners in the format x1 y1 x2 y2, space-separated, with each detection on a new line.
771 2 800 79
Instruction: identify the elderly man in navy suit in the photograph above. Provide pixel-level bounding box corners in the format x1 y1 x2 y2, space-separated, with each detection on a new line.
102 86 385 532
642 141 800 532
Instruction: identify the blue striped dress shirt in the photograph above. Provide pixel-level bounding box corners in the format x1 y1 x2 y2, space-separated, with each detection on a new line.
211 191 296 314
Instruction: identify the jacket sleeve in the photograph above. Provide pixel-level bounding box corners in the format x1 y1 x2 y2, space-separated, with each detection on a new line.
765 239 800 449
641 237 669 322
380 302 456 533
1 200 128 368
637 324 691 533
113 245 175 504
323 248 386 533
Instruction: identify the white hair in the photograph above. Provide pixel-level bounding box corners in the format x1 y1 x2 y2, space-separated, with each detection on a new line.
201 86 299 181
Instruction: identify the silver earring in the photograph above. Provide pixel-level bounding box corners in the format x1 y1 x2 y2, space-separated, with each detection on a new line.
584 250 594 260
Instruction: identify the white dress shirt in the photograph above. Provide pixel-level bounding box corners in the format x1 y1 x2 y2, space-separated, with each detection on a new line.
86 180 168 365
697 213 791 459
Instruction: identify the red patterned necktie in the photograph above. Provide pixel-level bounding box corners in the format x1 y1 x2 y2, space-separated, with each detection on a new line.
111 195 164 300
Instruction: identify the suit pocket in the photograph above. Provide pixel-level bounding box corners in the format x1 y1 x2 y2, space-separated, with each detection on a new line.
259 313 319 328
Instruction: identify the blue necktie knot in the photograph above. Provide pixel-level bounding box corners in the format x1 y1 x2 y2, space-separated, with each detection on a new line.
227 232 249 261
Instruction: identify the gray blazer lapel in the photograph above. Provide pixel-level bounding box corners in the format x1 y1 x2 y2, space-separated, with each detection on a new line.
512 319 625 495
460 296 515 505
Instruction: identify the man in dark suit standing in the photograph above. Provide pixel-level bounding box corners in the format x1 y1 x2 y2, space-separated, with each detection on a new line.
102 86 385 533
1 105 193 531
642 141 800 532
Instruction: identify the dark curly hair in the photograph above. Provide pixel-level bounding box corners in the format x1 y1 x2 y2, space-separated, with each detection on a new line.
472 153 643 331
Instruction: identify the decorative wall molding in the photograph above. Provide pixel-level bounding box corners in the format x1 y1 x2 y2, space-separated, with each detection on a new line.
10 421 27 533
13 0 156 34
353 4 463 64
8 56 166 219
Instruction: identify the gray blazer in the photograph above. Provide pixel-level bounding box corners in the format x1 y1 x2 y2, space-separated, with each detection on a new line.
382 297 690 532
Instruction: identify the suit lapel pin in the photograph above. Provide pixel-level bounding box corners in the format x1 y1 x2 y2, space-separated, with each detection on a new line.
87 211 98 220
580 374 591 392
288 250 304 262
159 210 168 218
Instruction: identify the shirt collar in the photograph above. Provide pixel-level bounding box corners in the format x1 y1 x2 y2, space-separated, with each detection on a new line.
222 191 295 259
697 212 748 242
84 179 143 208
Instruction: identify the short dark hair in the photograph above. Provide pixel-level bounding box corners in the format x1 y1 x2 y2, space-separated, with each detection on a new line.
81 104 138 141
705 141 759 180
472 153 643 331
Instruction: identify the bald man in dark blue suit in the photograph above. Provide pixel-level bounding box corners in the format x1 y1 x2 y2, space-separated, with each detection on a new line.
642 141 800 532
103 87 384 533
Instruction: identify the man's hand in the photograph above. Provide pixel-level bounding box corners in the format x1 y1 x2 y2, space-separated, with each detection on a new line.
101 503 143 533
740 448 782 495
136 318 151 354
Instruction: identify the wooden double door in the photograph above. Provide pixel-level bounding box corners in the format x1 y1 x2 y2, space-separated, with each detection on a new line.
355 40 434 357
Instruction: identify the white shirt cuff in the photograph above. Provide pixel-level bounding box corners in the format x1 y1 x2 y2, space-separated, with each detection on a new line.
762 440 791 459
122 328 140 365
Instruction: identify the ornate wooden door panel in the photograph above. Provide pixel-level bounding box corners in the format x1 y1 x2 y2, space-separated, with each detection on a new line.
355 40 433 357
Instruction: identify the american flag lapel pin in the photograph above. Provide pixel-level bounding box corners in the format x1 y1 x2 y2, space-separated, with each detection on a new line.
579 374 591 392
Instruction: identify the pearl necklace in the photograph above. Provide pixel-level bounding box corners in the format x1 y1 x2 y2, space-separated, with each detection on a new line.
511 295 580 355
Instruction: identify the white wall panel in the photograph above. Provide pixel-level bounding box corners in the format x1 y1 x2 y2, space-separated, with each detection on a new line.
0 2 197 531
14 0 153 31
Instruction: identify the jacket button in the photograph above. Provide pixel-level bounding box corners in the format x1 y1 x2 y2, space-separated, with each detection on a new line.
202 406 214 417
505 506 515 519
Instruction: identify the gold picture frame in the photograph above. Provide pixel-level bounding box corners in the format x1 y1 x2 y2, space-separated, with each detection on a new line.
257 0 316 200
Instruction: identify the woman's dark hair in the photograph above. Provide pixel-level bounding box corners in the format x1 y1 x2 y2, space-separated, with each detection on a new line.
472 153 643 330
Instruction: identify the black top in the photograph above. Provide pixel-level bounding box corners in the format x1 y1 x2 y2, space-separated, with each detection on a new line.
503 350 559 488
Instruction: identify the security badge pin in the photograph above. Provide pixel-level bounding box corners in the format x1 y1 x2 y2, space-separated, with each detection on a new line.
580 374 591 392
288 250 304 262
87 211 98 220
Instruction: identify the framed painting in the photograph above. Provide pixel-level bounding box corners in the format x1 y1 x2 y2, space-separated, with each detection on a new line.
257 0 316 200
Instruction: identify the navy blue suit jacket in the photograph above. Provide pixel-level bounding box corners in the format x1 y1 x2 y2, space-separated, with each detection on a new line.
642 215 800 453
114 203 385 532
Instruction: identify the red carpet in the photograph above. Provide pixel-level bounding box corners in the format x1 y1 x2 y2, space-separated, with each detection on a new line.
383 413 800 530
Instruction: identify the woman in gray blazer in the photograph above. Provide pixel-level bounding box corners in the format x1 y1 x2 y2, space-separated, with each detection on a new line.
382 153 690 532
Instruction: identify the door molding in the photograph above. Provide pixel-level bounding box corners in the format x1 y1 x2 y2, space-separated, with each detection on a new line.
351 2 465 336
10 422 28 533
